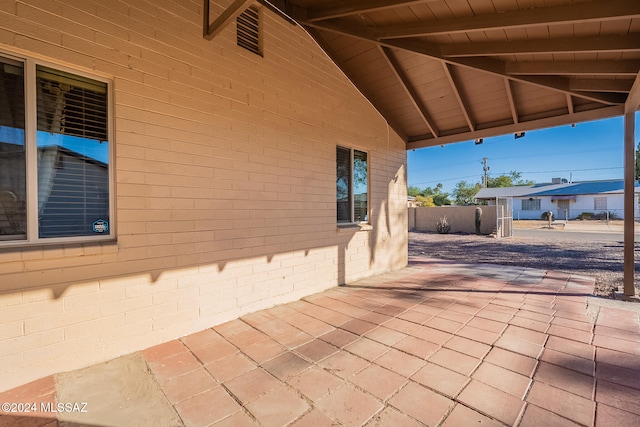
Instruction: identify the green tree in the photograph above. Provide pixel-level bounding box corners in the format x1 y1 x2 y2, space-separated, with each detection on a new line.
486 171 534 188
407 183 452 205
408 185 422 197
452 180 481 205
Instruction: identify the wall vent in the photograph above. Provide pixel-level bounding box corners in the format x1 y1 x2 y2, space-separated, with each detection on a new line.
237 6 262 56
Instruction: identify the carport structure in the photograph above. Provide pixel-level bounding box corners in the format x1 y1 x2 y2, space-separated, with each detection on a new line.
231 0 640 294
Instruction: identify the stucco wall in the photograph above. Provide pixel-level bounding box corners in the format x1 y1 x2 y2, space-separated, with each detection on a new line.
0 0 408 391
409 206 497 234
512 194 638 219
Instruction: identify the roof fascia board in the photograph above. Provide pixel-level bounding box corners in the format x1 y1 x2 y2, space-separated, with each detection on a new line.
406 105 624 150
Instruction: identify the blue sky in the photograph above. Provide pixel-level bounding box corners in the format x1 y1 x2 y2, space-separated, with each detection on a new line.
408 113 640 195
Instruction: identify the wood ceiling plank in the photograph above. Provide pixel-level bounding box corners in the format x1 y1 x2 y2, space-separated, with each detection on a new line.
305 0 432 22
377 0 640 39
380 46 440 137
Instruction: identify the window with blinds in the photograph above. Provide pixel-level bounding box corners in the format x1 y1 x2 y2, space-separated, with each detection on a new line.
0 53 112 245
336 146 368 224
521 198 540 211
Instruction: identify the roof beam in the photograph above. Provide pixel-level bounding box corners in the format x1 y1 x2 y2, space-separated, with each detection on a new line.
569 79 634 93
203 0 253 40
303 20 626 106
506 60 640 76
304 28 408 141
504 78 519 124
443 63 475 131
441 34 640 57
566 94 575 115
305 0 431 22
406 105 624 150
380 46 439 138
377 0 640 39
625 71 640 113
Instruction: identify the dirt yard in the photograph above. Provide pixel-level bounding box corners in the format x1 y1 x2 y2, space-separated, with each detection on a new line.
408 227 638 298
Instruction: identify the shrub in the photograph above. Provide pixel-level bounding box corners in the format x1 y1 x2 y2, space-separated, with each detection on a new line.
435 217 451 234
577 212 594 220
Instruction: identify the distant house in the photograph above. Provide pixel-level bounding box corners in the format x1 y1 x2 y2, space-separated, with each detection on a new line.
475 179 640 220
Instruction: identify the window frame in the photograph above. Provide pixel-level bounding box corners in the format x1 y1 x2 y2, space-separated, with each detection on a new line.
594 196 607 211
336 145 369 225
0 51 115 247
521 198 540 211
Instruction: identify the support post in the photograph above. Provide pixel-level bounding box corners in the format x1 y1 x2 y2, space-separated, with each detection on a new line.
623 111 635 296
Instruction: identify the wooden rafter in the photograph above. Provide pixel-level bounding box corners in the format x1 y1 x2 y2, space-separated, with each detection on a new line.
304 28 408 141
569 79 634 93
299 19 628 106
566 94 575 115
440 34 640 57
377 0 640 39
380 46 439 138
442 63 474 132
504 78 518 125
506 60 640 76
203 0 253 40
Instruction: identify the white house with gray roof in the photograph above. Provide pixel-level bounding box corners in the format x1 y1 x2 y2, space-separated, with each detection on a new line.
475 180 640 220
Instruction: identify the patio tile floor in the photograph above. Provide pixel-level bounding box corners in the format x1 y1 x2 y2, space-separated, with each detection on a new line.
2 256 640 426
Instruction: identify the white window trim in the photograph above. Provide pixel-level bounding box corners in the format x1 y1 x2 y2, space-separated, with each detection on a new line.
0 52 115 247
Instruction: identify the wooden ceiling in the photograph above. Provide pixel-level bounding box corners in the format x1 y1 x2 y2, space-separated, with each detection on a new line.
259 0 640 149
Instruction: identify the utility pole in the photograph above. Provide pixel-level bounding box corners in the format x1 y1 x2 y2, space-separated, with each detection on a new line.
482 157 489 188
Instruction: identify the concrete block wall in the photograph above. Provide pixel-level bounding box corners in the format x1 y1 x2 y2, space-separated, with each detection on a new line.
409 206 497 235
0 0 408 391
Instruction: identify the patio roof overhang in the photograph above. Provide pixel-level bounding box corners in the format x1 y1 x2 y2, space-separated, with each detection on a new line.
205 0 640 295
257 0 640 150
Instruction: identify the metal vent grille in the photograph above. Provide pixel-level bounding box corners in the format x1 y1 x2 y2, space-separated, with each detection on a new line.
237 6 261 56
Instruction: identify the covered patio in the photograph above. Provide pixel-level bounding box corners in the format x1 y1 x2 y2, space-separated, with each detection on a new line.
1 0 639 419
261 0 640 296
2 257 638 426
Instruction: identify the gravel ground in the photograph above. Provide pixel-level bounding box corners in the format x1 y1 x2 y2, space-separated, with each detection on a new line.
408 230 640 298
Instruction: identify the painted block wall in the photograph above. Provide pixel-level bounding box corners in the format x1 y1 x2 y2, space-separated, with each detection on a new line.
513 194 638 219
0 0 408 391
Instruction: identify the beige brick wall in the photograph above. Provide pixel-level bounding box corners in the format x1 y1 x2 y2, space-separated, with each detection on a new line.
0 0 407 391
